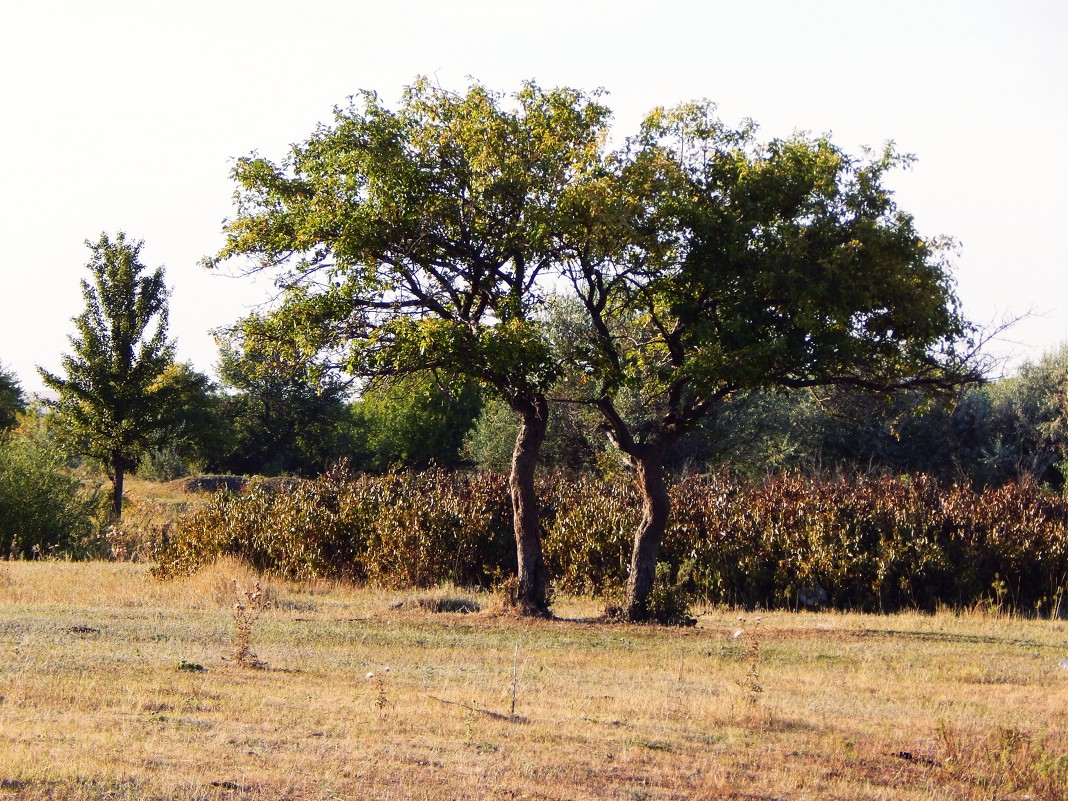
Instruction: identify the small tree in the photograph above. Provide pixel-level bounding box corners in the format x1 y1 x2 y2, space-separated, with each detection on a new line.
39 232 175 519
951 344 1068 488
0 365 25 432
136 362 225 480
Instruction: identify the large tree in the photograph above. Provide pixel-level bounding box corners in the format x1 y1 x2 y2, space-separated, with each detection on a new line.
558 103 980 620
208 79 610 614
39 232 175 519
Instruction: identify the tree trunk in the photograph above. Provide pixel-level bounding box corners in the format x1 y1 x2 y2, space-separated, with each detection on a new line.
112 460 125 521
625 444 670 621
509 392 550 617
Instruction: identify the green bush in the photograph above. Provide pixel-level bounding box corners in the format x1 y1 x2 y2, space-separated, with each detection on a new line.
137 443 199 482
0 433 107 558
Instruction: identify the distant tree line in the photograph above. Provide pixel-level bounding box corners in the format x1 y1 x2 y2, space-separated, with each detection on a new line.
20 325 1068 497
118 342 1068 491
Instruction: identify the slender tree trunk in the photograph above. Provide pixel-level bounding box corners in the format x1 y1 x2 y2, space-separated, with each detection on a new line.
112 460 125 521
509 392 550 617
625 444 670 621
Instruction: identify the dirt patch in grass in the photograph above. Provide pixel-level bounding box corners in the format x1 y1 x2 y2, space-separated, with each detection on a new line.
391 596 482 614
164 475 248 494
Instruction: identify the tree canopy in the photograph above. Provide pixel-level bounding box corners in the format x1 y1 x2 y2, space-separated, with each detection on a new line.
135 361 225 480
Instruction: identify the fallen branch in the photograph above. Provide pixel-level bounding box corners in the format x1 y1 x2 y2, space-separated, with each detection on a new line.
427 695 528 724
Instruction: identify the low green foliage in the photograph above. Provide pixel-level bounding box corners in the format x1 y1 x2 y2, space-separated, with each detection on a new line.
645 561 698 626
154 469 1068 616
136 443 197 482
0 431 107 558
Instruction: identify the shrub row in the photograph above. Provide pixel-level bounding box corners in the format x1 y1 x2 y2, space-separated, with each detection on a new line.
663 472 1068 614
152 467 514 586
153 468 1068 615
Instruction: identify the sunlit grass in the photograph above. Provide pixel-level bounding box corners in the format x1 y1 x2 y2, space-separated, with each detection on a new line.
0 561 1065 800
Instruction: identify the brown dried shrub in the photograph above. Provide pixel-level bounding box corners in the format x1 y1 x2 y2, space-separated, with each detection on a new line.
153 467 1068 616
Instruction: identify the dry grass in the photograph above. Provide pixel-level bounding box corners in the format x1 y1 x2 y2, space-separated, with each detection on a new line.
102 477 210 563
0 561 1065 800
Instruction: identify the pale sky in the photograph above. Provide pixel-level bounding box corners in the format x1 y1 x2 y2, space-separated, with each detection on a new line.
2 0 1066 393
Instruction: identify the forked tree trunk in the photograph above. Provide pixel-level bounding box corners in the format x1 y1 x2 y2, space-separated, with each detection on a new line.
625 444 671 621
509 392 550 616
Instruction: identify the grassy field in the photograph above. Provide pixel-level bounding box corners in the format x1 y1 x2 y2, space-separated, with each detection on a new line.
0 560 1065 801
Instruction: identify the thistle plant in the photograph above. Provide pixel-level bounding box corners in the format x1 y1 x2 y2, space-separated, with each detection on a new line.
367 667 390 715
733 617 764 705
232 580 269 668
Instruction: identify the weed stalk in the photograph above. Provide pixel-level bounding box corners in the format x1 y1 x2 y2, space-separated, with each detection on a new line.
232 580 269 668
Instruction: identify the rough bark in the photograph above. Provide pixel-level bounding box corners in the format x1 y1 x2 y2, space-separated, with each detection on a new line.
112 460 125 521
625 443 671 621
509 392 550 617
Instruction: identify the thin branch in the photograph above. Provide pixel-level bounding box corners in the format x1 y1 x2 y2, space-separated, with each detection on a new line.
426 695 528 724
